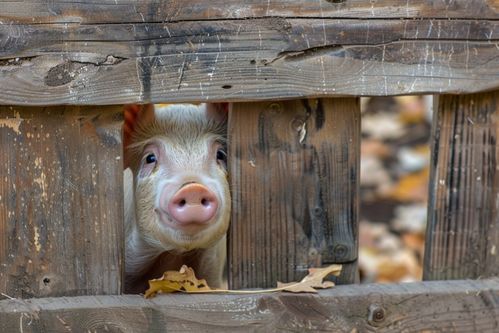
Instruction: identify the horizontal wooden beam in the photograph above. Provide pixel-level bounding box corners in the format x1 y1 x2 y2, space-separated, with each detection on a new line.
1 1 499 104
2 0 499 24
1 16 498 104
1 279 499 332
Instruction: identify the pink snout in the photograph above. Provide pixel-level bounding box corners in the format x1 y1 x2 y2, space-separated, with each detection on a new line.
167 183 218 225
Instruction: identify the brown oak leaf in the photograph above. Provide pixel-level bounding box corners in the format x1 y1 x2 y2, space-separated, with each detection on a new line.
145 265 212 298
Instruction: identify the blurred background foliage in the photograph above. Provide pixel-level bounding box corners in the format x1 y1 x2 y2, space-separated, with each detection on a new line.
359 96 432 283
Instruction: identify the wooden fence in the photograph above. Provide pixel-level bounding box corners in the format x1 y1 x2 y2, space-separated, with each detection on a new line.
1 1 499 331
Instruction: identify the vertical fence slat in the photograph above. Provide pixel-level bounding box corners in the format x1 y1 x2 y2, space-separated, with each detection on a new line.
0 106 123 297
228 98 360 289
424 91 499 280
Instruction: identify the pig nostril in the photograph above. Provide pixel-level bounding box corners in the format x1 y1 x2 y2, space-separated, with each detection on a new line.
179 199 186 207
201 198 208 206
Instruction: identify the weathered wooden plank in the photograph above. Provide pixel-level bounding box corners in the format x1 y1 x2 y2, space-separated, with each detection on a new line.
0 106 123 297
424 91 499 280
3 19 498 59
1 279 499 332
1 17 498 104
2 0 499 24
228 99 359 289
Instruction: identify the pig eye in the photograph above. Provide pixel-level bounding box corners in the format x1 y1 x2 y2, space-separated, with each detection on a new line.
145 153 157 164
216 148 227 164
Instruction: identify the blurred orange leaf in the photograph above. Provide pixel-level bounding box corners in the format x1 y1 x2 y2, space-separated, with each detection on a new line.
388 168 429 202
396 96 427 124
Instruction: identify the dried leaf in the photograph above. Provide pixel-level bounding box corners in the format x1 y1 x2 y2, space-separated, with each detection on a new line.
145 264 342 298
145 265 213 298
277 264 342 293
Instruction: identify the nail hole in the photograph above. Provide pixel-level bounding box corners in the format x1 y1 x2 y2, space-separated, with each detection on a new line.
43 277 50 285
222 85 232 89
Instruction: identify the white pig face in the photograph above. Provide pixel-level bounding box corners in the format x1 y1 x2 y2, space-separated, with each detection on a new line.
127 104 230 252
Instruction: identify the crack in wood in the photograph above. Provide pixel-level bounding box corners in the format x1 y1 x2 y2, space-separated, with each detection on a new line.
0 56 37 67
44 55 127 87
5 16 499 27
251 35 499 68
72 55 128 67
263 45 344 65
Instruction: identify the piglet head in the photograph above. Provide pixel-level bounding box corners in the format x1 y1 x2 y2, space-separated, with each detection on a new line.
124 103 230 251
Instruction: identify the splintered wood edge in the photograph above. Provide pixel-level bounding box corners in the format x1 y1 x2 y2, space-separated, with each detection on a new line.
1 279 499 332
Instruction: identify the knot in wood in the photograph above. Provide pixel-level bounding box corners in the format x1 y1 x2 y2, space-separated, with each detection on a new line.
333 244 348 259
368 304 386 326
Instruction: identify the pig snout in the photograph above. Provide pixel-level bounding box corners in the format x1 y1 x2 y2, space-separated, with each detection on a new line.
161 183 219 225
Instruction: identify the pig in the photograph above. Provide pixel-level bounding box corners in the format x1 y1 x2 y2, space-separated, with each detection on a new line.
123 103 230 294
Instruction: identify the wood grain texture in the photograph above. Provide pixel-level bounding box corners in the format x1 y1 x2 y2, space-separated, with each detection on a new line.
0 11 499 104
0 106 123 297
2 279 499 332
228 99 359 289
424 91 499 280
2 0 499 24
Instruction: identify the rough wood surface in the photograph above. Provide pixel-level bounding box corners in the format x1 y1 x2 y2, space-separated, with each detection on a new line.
1 279 499 332
0 106 123 297
2 0 499 23
1 2 499 104
228 99 359 289
424 91 499 280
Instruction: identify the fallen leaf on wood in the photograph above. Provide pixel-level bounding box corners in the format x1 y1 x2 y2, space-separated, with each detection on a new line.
277 264 341 293
144 265 212 298
145 264 342 298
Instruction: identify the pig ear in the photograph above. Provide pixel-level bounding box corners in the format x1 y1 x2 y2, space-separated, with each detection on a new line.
123 104 155 169
205 103 229 123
